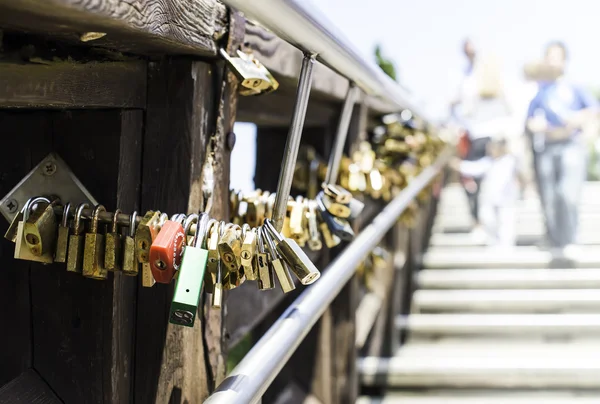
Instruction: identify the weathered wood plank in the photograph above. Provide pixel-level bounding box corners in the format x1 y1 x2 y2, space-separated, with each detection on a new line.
26 110 139 403
136 58 225 403
0 369 61 404
0 112 52 387
0 61 147 108
0 0 227 56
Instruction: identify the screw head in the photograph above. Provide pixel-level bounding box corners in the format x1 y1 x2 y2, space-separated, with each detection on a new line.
226 132 236 151
5 198 18 213
43 162 57 176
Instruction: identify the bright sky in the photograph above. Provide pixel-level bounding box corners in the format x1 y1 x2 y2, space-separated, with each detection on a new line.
309 0 600 120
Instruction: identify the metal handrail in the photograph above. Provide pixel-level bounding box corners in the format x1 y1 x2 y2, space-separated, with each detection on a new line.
222 0 433 124
204 149 452 404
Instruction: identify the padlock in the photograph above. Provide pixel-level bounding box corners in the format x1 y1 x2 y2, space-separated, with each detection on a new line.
149 213 186 284
135 210 161 287
170 214 209 327
262 226 295 293
255 227 274 290
122 211 138 276
67 203 89 272
55 202 71 263
104 209 122 271
306 200 322 251
320 191 352 219
23 197 58 260
218 223 242 275
14 197 53 263
82 205 108 280
264 219 320 285
316 196 354 241
240 224 257 281
220 49 279 96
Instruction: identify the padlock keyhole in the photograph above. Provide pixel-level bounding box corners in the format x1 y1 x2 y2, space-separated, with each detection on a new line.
26 234 40 245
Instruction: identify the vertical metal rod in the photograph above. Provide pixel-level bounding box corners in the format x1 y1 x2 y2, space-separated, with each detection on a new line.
272 53 316 231
324 83 360 185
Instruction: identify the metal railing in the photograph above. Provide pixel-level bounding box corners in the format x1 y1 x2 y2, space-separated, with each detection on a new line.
204 150 451 404
222 0 433 124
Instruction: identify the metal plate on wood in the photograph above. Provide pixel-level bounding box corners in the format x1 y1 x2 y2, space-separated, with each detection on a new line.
0 153 97 222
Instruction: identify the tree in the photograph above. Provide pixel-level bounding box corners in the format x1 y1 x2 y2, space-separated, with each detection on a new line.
374 44 397 82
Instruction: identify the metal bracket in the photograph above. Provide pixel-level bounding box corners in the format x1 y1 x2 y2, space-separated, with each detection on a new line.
0 153 97 223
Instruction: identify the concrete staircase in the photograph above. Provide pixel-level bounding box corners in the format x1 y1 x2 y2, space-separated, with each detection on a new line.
357 183 600 403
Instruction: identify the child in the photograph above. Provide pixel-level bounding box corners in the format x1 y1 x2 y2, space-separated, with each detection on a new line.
451 135 523 248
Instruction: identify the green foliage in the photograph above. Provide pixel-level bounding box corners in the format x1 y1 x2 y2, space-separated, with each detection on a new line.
226 333 253 373
374 44 397 82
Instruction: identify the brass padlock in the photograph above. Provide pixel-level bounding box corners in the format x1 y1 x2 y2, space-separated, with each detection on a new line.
220 49 279 96
23 197 58 260
105 209 122 271
55 203 71 263
122 211 138 276
82 205 108 280
14 197 53 263
67 203 89 273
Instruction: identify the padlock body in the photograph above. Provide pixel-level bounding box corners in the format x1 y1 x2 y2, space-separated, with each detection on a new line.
348 198 365 219
241 232 257 281
169 247 209 327
105 232 122 271
319 222 340 248
67 234 85 272
23 206 56 257
255 252 273 290
141 262 156 287
272 259 295 293
122 236 138 276
276 238 320 285
319 208 354 241
83 234 107 280
135 211 160 263
5 211 24 242
217 229 241 272
322 194 352 219
14 222 53 263
54 226 70 263
149 221 185 284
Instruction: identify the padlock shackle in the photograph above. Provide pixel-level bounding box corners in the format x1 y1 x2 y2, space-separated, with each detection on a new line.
90 205 106 233
61 202 72 228
22 196 51 222
111 209 121 232
74 202 90 235
271 53 316 232
325 83 360 185
129 211 137 238
263 219 283 243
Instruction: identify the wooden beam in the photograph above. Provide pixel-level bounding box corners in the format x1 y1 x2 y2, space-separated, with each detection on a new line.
0 369 61 404
0 61 147 108
0 0 227 56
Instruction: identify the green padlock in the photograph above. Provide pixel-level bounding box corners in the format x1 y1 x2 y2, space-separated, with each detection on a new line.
169 213 209 327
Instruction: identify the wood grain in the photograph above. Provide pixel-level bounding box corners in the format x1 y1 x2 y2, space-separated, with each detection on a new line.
0 0 227 56
0 61 147 108
0 369 61 404
137 58 224 403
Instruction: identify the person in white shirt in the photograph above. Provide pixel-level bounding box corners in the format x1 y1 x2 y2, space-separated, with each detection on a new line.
451 135 523 247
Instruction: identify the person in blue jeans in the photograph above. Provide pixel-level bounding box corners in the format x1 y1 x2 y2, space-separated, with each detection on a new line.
527 41 599 258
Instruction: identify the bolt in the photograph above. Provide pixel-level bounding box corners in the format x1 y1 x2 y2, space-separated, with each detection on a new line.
226 132 236 151
5 198 18 213
43 162 57 176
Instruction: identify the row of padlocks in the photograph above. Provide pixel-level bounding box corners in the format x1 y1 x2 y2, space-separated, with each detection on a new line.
3 50 445 331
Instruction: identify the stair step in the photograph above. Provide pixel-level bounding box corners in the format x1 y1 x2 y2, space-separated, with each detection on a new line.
421 248 600 269
359 345 600 388
413 289 600 313
429 233 600 247
357 392 600 403
417 269 600 289
398 314 600 336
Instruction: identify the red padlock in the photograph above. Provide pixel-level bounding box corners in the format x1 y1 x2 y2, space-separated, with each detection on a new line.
149 214 187 284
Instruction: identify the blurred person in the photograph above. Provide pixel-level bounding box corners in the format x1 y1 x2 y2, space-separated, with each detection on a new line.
451 135 523 248
450 38 512 241
526 41 600 258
